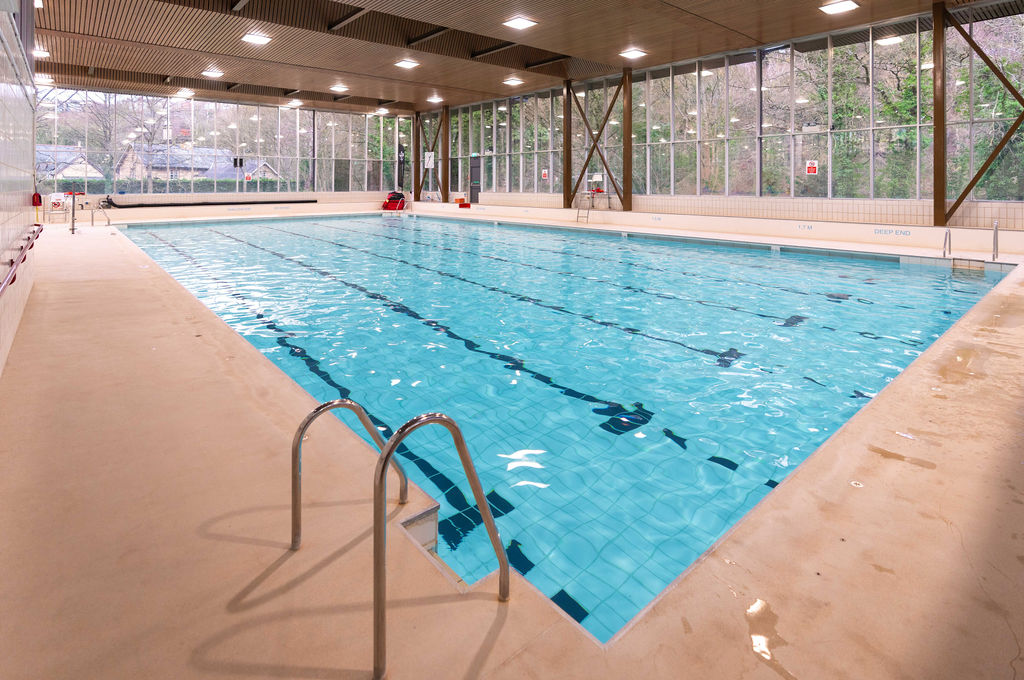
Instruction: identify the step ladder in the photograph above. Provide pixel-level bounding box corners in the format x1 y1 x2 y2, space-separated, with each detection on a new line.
576 194 591 223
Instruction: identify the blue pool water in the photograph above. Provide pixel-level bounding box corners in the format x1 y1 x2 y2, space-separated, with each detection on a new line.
128 215 1002 641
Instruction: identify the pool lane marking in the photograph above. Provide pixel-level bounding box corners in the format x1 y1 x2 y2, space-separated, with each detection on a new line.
359 219 926 349
142 231 503 518
314 220 804 331
264 224 747 368
207 229 659 435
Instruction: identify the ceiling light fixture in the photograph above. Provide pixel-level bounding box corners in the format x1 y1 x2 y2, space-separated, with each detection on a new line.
795 97 810 104
34 73 53 84
242 33 272 45
330 84 349 93
497 105 507 111
34 0 42 7
819 0 859 14
700 70 713 77
32 48 49 58
503 77 524 86
427 95 443 103
285 99 302 107
395 59 419 69
375 107 389 115
173 88 194 98
875 36 904 46
619 48 646 60
921 62 934 70
202 69 224 78
503 17 537 30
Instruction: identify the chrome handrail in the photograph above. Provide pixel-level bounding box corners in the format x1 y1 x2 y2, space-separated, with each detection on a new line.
942 226 952 258
993 220 999 261
291 399 408 550
91 204 111 227
373 413 510 680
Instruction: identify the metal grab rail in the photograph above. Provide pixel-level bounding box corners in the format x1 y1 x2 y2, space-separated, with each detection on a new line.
291 399 409 550
373 413 510 680
0 226 43 300
942 227 952 258
91 205 111 227
993 220 1000 261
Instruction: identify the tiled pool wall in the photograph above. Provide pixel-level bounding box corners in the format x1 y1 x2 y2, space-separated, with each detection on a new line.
479 192 1024 230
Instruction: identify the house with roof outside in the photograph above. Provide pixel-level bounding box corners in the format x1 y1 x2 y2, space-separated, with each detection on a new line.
35 145 106 182
114 143 280 184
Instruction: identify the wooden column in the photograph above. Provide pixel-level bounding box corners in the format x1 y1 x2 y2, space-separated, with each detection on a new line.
933 1 947 226
441 105 450 203
622 67 633 212
562 80 573 209
412 112 422 201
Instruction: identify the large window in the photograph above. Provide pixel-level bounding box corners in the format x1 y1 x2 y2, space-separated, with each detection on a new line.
35 88 410 195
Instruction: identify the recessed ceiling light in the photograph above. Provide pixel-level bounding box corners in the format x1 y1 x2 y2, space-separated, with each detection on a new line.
375 107 389 115
173 88 194 98
819 0 859 14
202 69 224 78
32 48 49 58
619 48 646 60
330 84 349 93
285 99 302 107
134 127 144 132
503 17 537 30
920 62 934 70
875 36 904 46
687 109 697 115
609 120 620 125
795 97 809 104
395 59 419 69
33 0 42 7
728 118 739 123
427 95 443 103
250 115 258 121
34 73 53 84
955 79 966 86
227 123 237 129
242 33 272 45
503 77 524 86
700 70 713 77
497 105 507 111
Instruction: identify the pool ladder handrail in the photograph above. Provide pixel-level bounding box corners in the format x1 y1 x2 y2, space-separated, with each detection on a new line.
290 399 409 551
372 412 510 680
942 226 952 258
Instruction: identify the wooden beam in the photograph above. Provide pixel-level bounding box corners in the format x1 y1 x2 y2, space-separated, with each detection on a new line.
526 55 569 70
413 112 422 201
328 8 369 32
570 84 624 204
407 27 450 47
471 42 516 59
332 94 351 102
441 105 450 203
622 67 632 211
284 89 300 97
946 110 1024 222
227 82 243 91
230 0 252 11
933 2 946 225
945 8 1024 108
562 80 572 209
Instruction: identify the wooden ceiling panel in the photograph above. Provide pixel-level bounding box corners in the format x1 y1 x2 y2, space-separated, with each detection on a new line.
34 0 951 112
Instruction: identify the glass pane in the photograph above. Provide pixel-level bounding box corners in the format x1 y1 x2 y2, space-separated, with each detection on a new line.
832 29 871 130
794 38 829 133
832 129 870 197
762 46 791 133
873 126 917 198
700 57 726 141
673 63 698 141
673 142 697 195
973 120 1024 201
728 52 758 137
700 140 725 194
650 143 671 194
872 21 919 127
762 136 791 196
649 68 671 144
971 12 1024 122
728 138 756 195
794 133 827 197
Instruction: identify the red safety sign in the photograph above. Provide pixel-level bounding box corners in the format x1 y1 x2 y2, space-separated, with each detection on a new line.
806 160 819 175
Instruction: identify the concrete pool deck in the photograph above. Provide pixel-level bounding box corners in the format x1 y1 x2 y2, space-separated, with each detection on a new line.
1 210 1023 679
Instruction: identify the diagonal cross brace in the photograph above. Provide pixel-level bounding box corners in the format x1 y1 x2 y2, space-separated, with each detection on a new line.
570 82 624 205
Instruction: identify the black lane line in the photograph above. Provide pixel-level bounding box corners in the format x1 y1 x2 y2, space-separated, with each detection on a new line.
265 224 746 368
395 219 925 347
207 229 655 434
398 217 837 303
319 220 800 332
142 231 504 518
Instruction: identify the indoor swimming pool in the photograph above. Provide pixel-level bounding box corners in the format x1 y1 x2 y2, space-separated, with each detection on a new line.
127 215 1004 642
